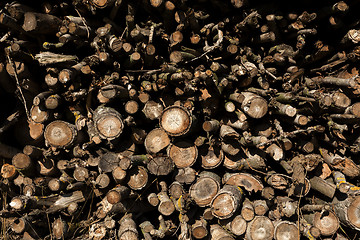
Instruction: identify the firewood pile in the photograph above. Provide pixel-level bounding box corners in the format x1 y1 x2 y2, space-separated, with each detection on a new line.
1 0 360 239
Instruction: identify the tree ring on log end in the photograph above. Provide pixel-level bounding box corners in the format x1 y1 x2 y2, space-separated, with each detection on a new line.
190 174 220 207
246 216 274 240
168 141 197 168
211 185 243 219
94 106 124 140
160 105 191 136
127 166 148 190
147 156 174 176
313 211 339 236
44 120 76 148
274 221 299 240
96 115 123 139
144 128 170 154
348 196 360 230
91 0 109 8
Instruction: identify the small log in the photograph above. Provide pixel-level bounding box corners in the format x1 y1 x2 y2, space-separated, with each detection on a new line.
309 176 336 199
12 153 34 175
240 92 268 119
221 215 247 236
169 181 184 199
11 217 29 234
23 145 42 159
143 101 164 120
220 125 240 139
112 166 127 184
125 100 139 115
144 128 170 154
266 143 284 161
147 155 174 176
222 172 263 193
333 171 360 194
168 140 198 168
73 166 89 182
272 101 297 117
160 105 192 136
30 105 50 123
261 187 275 201
44 120 77 148
210 224 234 240
241 198 255 222
191 218 208 239
147 193 159 207
98 84 129 103
22 12 61 34
265 173 290 190
52 218 69 239
45 94 61 110
157 181 175 216
95 173 111 189
93 106 124 141
246 216 274 240
274 221 299 240
304 211 339 237
190 171 221 207
210 185 243 219
200 144 224 169
333 195 360 231
139 220 155 240
1 164 18 179
48 178 67 192
276 196 298 218
127 165 149 190
99 152 120 173
118 214 138 240
106 186 131 204
253 200 269 216
202 119 220 132
175 167 196 185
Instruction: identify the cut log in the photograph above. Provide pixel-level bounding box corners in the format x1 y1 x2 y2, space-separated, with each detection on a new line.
190 171 221 207
44 120 77 148
241 92 268 118
160 105 192 136
23 12 61 34
200 144 224 169
147 155 174 176
246 216 274 240
144 128 170 154
168 140 198 168
210 224 234 240
93 106 124 141
222 172 264 193
210 185 243 219
118 214 138 240
274 221 299 240
191 218 208 239
127 166 149 190
333 195 360 231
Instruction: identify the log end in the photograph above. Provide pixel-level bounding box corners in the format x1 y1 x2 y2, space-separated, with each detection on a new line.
44 121 76 148
160 106 192 136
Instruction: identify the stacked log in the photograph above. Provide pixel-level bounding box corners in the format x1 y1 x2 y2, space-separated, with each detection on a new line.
1 0 360 239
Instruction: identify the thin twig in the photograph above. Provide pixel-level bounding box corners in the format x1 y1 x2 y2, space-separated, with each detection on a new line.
6 55 30 121
119 27 127 41
297 169 307 240
184 28 223 64
75 7 90 39
256 125 321 147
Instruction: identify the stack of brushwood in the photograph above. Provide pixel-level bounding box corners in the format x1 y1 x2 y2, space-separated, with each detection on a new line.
2 0 360 239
